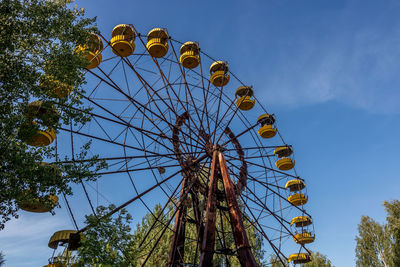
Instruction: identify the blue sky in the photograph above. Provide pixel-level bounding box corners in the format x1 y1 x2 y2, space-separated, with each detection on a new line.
2 0 400 266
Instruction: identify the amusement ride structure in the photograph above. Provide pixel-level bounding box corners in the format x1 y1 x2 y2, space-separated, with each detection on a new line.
20 24 315 266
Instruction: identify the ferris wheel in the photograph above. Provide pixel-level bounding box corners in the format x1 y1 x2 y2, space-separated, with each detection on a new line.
21 24 315 266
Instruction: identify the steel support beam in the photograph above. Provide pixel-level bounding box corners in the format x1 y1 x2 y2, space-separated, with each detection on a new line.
168 176 188 266
219 152 258 267
199 150 219 266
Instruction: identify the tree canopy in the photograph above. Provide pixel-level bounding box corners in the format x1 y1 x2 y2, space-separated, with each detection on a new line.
0 251 5 267
384 200 400 266
355 200 400 267
77 205 133 266
302 252 333 267
0 0 104 229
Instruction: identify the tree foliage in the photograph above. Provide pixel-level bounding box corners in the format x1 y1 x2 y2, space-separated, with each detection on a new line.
129 203 174 266
0 251 5 267
302 252 333 267
269 254 288 267
384 200 400 266
77 205 133 266
0 0 104 229
356 200 400 267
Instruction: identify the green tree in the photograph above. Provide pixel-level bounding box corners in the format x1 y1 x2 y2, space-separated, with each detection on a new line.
0 251 5 267
76 204 170 266
302 251 333 267
355 200 400 267
384 200 400 266
269 254 288 266
0 0 103 229
129 203 174 266
356 216 391 267
77 205 134 266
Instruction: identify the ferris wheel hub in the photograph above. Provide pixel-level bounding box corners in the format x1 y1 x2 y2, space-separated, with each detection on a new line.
204 143 216 158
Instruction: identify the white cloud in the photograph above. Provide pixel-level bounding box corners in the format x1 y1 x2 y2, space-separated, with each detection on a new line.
0 213 71 266
247 2 400 114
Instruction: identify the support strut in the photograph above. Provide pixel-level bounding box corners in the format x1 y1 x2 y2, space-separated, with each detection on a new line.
168 176 188 266
199 151 258 267
219 153 258 267
199 150 219 266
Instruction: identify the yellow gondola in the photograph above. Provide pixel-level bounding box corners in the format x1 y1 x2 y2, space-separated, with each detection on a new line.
26 101 60 126
288 193 308 206
273 146 292 158
75 33 103 69
180 41 200 69
209 61 230 87
20 121 56 147
146 28 169 58
257 114 277 138
48 230 78 249
39 75 73 98
110 24 135 57
274 146 295 170
288 253 312 264
18 191 58 213
31 128 56 146
293 232 315 244
21 101 59 146
290 216 313 227
235 86 255 110
285 179 305 192
276 157 295 171
45 252 79 267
